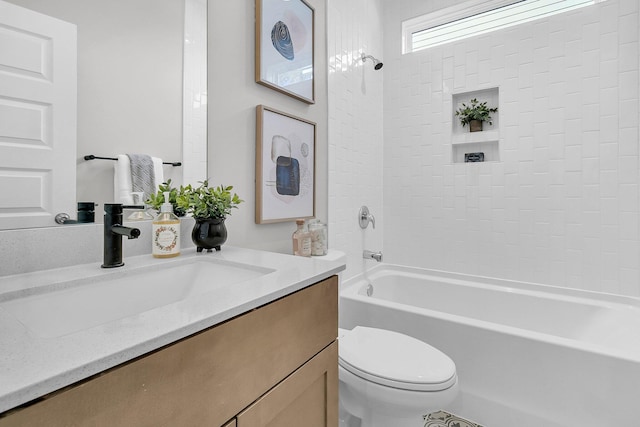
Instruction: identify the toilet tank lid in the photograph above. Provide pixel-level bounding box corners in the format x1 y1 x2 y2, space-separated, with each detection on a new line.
339 326 457 390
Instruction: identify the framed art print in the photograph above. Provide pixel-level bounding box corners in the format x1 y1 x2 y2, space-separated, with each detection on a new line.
256 105 316 224
255 0 315 104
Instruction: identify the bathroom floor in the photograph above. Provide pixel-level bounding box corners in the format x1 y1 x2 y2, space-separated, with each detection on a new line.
424 410 484 427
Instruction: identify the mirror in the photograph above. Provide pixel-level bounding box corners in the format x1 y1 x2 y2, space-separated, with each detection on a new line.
4 0 207 227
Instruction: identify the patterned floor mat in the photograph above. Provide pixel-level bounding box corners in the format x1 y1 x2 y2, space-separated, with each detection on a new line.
424 410 484 427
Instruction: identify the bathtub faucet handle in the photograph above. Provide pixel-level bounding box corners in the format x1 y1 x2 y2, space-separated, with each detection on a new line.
363 250 383 262
359 206 376 229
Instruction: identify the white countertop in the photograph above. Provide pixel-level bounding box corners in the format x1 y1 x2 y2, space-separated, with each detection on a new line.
0 247 345 413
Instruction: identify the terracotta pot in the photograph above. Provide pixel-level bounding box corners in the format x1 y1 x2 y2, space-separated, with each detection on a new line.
469 119 483 132
192 218 227 252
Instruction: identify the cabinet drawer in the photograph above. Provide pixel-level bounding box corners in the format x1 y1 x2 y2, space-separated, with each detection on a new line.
237 341 338 427
1 276 338 427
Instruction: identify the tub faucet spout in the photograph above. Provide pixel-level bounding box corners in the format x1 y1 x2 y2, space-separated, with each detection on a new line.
364 250 383 262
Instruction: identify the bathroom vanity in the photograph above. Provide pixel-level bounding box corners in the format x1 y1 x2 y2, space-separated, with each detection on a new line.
0 247 343 426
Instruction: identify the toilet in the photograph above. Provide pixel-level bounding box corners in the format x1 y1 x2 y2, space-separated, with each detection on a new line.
338 326 459 427
315 249 458 426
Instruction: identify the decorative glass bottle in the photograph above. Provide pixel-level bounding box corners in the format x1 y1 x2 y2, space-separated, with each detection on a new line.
308 219 328 256
292 219 311 257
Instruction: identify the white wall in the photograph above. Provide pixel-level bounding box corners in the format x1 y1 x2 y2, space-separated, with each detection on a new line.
382 0 640 296
208 0 328 254
327 0 384 280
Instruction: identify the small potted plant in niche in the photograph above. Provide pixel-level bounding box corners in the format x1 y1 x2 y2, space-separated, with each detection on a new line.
146 179 187 217
455 98 498 132
176 180 243 252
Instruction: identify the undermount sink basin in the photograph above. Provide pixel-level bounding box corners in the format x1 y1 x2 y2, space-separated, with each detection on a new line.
0 258 274 338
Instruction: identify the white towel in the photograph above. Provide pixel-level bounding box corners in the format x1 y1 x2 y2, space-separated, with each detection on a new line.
114 155 165 204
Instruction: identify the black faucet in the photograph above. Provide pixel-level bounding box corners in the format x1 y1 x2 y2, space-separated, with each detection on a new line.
102 204 142 268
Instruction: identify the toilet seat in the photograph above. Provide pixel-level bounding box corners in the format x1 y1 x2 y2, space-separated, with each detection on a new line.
338 326 457 392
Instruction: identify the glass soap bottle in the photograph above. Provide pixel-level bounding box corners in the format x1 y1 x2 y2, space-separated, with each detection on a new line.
152 192 180 258
292 219 311 257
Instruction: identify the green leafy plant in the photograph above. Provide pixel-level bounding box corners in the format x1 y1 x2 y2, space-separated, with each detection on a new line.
455 98 498 127
176 180 243 220
146 179 187 217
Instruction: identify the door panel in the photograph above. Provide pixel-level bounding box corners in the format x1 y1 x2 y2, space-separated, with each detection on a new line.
0 0 76 229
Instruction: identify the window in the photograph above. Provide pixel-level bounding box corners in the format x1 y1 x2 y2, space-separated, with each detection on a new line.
403 0 603 54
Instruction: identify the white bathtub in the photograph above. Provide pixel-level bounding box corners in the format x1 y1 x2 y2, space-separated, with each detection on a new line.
340 264 640 427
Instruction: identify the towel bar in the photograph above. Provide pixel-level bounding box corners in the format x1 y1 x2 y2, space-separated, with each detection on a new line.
84 155 182 167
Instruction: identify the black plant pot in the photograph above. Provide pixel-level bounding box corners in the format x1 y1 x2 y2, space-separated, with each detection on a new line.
192 218 227 252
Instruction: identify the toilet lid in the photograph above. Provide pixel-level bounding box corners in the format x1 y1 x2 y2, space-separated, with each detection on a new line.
338 326 457 392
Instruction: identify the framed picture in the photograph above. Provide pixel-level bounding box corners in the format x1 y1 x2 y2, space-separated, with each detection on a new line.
255 0 315 104
256 105 316 224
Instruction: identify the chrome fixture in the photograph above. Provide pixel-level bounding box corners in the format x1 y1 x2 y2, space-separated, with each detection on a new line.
54 213 77 225
361 52 383 70
55 202 96 225
366 283 374 296
363 250 383 262
359 206 376 229
102 204 142 268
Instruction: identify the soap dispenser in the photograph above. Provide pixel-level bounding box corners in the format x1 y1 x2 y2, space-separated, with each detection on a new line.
152 192 180 258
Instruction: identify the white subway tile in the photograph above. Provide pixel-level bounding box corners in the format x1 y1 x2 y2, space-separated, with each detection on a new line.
619 42 638 72
370 0 638 295
600 171 619 199
618 155 639 184
618 12 639 44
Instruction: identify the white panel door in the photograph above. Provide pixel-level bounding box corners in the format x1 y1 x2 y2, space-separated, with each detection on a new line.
0 0 76 230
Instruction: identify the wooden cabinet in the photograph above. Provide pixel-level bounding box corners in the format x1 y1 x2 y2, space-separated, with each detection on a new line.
0 276 338 427
237 342 337 427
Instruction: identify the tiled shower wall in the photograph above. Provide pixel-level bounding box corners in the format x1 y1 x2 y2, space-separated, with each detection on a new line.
327 0 384 280
382 0 640 296
182 0 208 187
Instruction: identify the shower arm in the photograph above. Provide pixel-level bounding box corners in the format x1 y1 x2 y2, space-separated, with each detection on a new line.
361 52 383 70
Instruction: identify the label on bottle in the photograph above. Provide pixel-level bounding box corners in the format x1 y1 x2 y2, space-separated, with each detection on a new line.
293 233 312 257
152 222 180 256
300 235 311 256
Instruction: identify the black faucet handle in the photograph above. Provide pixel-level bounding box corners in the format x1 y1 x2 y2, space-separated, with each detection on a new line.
104 203 123 215
104 204 144 215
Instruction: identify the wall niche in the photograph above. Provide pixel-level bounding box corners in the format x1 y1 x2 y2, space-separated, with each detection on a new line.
452 88 499 163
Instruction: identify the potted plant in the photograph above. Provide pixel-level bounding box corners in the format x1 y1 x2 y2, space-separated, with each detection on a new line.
455 98 498 132
146 179 187 217
176 180 243 252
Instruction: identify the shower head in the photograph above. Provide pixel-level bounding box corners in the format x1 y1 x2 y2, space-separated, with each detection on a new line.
361 52 383 70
